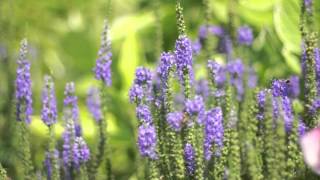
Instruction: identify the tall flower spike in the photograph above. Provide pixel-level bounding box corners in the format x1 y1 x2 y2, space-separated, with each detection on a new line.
137 124 157 159
95 20 112 86
175 36 193 82
184 143 195 175
41 75 57 126
64 82 81 137
157 52 174 84
315 48 320 95
16 39 33 124
129 84 144 104
87 87 103 122
204 107 224 161
176 0 186 35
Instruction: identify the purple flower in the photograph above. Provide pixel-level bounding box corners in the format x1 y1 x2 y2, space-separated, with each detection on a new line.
192 39 202 55
134 67 152 86
166 112 184 131
272 80 288 97
198 25 207 39
315 48 320 95
204 107 224 160
184 143 195 175
195 79 210 99
227 60 245 100
62 129 72 167
217 35 233 55
129 84 144 104
136 105 152 124
237 26 253 46
15 39 32 124
63 82 81 137
248 67 257 88
137 124 157 159
207 60 226 88
185 95 204 117
157 52 174 83
41 76 57 126
281 96 294 132
309 99 320 115
86 87 103 122
94 20 112 86
257 90 266 121
304 0 312 13
73 137 90 168
175 36 193 80
44 152 52 180
209 26 224 37
298 120 307 137
287 76 300 98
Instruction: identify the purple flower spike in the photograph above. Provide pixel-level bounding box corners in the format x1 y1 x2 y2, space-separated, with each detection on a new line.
209 26 224 37
257 90 266 121
237 26 253 46
184 143 195 175
227 60 245 100
157 52 174 83
248 68 257 88
207 60 226 88
87 87 103 122
192 39 202 55
314 48 320 95
95 20 112 86
282 96 294 132
44 152 52 180
137 124 157 159
198 25 207 39
63 82 81 137
195 79 209 99
73 137 90 168
41 76 57 126
298 120 307 137
15 39 33 124
185 95 205 117
287 76 300 98
135 67 152 86
175 36 193 79
129 84 144 104
166 112 184 131
204 107 224 161
136 105 152 124
272 80 287 97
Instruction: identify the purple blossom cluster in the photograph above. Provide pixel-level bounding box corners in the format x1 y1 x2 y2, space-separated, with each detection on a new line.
207 60 226 88
237 26 253 46
137 124 157 159
15 39 33 124
227 59 245 100
204 107 224 160
166 111 184 131
95 20 112 86
157 52 174 83
86 87 103 122
175 36 193 80
41 76 57 126
185 95 204 117
136 105 153 124
184 143 195 175
73 137 90 168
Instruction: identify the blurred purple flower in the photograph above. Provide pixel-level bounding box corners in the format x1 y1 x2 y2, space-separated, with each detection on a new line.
207 60 226 88
86 87 103 122
15 39 33 124
237 26 253 46
185 95 205 117
166 112 184 131
136 105 153 124
41 76 57 126
184 143 195 175
73 137 90 168
137 124 157 159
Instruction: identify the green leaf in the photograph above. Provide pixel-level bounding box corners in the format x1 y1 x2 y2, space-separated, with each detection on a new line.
118 33 141 95
273 0 301 53
282 47 301 74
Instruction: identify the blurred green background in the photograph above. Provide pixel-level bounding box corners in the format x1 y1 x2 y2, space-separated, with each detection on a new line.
0 0 319 179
